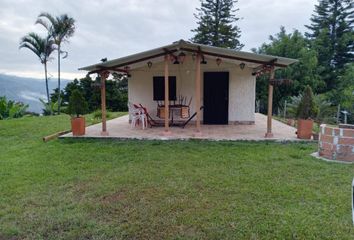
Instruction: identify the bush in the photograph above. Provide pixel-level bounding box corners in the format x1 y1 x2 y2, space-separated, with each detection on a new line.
92 109 111 120
296 85 318 120
67 90 88 118
0 96 28 120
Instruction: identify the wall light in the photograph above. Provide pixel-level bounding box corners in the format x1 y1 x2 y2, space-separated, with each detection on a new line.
240 62 246 70
173 56 180 64
178 52 186 64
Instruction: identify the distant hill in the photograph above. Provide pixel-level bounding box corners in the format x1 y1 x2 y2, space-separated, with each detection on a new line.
0 74 70 113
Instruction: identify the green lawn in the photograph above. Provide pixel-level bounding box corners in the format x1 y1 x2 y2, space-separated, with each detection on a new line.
0 114 353 239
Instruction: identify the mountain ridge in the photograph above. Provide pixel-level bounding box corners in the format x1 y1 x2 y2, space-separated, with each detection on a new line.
0 74 70 113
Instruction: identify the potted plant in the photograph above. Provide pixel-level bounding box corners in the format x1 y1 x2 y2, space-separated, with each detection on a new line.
296 86 318 139
68 90 88 136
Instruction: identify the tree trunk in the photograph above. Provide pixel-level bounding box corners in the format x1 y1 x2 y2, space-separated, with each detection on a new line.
57 44 61 114
44 62 52 115
214 0 220 46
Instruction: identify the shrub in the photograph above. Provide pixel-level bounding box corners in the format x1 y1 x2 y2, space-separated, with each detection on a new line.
92 109 111 120
296 85 319 120
67 90 88 118
0 96 28 120
39 98 58 116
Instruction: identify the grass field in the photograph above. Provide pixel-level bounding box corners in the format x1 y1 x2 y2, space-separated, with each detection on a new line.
0 114 353 239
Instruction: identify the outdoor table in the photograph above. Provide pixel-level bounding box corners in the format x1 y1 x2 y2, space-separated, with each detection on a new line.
157 104 190 125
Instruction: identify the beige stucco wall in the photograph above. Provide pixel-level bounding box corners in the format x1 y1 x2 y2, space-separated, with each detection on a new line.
128 57 256 123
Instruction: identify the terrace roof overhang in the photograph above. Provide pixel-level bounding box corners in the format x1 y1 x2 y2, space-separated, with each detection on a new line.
79 39 298 74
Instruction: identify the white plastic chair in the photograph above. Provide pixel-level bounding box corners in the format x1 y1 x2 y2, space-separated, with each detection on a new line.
128 102 146 129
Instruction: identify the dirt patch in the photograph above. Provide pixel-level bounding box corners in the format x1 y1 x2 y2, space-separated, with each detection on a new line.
101 190 126 204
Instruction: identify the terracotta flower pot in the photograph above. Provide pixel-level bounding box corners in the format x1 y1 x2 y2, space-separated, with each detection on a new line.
297 119 313 139
71 117 85 136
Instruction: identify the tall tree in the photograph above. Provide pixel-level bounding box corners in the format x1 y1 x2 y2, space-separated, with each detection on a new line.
191 0 243 49
19 33 55 105
36 13 75 114
254 27 322 113
327 62 354 122
305 0 354 90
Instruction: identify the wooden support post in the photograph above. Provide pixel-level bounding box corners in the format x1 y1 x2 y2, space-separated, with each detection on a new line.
163 55 171 135
100 71 109 136
265 68 275 138
195 53 201 134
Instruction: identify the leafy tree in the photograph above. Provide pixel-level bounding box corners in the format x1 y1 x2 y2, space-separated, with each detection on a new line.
50 88 65 109
80 76 101 111
36 13 76 114
191 0 243 49
62 79 82 103
49 74 128 115
253 27 322 112
327 63 354 123
68 90 88 118
305 0 354 90
313 94 336 124
19 33 55 106
106 73 128 112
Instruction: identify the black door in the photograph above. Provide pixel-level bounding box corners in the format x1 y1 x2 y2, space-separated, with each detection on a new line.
203 72 229 124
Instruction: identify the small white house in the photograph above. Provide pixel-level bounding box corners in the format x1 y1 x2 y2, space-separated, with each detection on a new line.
80 40 297 137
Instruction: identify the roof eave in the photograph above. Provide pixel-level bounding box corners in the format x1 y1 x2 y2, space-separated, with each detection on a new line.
79 40 298 72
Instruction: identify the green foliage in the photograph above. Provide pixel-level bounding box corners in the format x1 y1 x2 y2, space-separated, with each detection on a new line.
191 0 243 49
50 88 65 107
254 27 322 112
287 93 336 124
92 109 111 120
287 94 302 119
340 86 354 111
297 86 319 120
335 63 354 108
305 0 354 90
51 74 128 114
90 109 112 124
324 63 354 123
19 33 54 66
39 98 58 116
19 33 55 103
314 94 336 124
255 1 353 121
36 13 75 46
0 96 28 120
67 90 88 117
36 12 76 114
338 63 354 123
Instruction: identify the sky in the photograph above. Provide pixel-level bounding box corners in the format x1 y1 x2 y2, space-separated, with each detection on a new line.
0 0 318 80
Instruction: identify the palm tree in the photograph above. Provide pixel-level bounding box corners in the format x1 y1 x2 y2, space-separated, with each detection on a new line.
19 33 55 106
36 13 75 114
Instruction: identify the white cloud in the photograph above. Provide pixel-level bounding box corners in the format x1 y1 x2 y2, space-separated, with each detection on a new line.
0 0 317 80
19 90 46 102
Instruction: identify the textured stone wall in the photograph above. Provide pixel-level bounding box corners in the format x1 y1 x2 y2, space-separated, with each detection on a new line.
318 124 354 162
